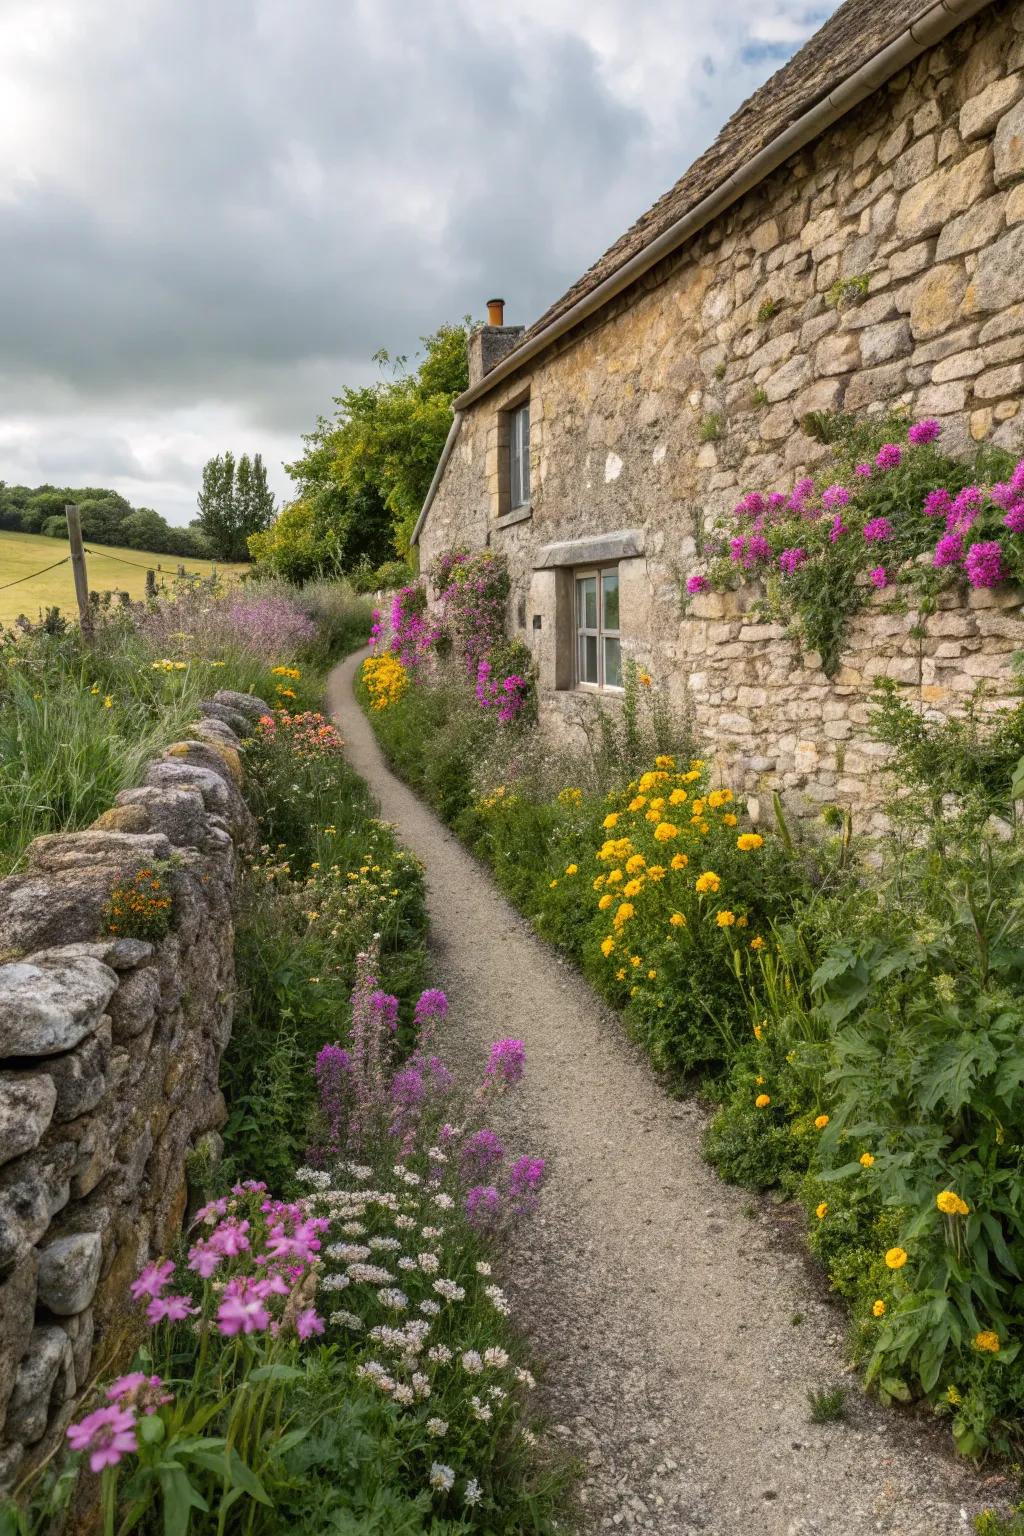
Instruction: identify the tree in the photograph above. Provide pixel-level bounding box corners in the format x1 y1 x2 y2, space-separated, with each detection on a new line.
196 451 275 562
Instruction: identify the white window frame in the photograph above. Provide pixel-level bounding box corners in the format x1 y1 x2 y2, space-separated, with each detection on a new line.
509 402 531 510
574 565 622 692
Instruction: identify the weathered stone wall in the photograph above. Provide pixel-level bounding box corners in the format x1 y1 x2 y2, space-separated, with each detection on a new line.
420 0 1024 823
0 688 269 1487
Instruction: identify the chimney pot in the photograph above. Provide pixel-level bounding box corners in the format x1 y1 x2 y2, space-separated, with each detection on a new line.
486 297 505 326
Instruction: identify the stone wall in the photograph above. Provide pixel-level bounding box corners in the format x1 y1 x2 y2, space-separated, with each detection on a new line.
419 0 1024 822
0 688 269 1488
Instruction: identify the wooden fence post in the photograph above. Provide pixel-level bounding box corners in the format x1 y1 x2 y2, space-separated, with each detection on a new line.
64 504 92 635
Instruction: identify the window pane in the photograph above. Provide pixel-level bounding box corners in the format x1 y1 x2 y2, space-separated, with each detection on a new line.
579 632 598 683
510 432 521 507
577 576 597 630
602 569 619 632
603 636 622 689
519 406 531 502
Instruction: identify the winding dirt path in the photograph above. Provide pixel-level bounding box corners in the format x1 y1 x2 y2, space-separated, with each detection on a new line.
330 652 988 1536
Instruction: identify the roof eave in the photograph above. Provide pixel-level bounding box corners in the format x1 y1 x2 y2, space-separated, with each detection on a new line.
451 0 994 416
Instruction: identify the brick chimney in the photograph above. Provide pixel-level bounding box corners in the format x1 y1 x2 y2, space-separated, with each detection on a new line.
468 299 525 388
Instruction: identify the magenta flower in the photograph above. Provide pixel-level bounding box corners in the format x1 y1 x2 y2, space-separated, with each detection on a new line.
923 488 952 519
869 566 889 590
854 463 873 478
1003 505 1024 534
778 548 806 576
875 444 902 470
67 1405 138 1473
862 517 892 543
829 516 847 544
129 1259 174 1301
484 1039 526 1087
106 1374 171 1415
217 1279 272 1336
908 419 941 445
465 1185 502 1228
460 1128 505 1180
964 541 1005 589
296 1308 325 1341
146 1293 195 1326
188 1239 223 1278
933 532 964 568
686 574 710 595
947 485 984 532
822 484 850 510
414 989 449 1030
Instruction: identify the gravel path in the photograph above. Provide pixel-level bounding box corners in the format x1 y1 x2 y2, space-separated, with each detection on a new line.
329 653 991 1536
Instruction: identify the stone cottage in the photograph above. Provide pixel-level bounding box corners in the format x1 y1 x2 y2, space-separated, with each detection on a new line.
412 0 1024 824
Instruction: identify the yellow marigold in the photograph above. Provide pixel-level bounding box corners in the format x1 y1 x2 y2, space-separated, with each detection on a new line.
628 796 647 812
683 770 701 782
647 969 657 980
600 936 615 957
593 875 606 891
707 791 728 810
716 910 736 927
613 902 635 926
859 1152 875 1168
603 813 620 829
946 1384 961 1405
753 1024 763 1040
936 1191 970 1216
598 893 613 910
102 695 113 708
973 1331 1000 1354
736 833 764 852
649 797 665 812
647 865 666 882
722 813 738 826
691 799 705 817
670 912 686 927
695 871 721 894
816 1202 828 1220
645 808 661 823
885 1247 908 1270
655 755 675 769
751 936 766 951
549 879 558 888
872 1300 886 1318
558 786 583 805
625 854 646 874
814 1114 829 1130
623 878 644 899
670 852 689 870
669 788 688 806
638 671 652 687
736 915 748 928
755 1093 771 1108
653 822 679 842
606 869 623 885
565 864 578 876
630 955 641 968
638 770 667 792
616 968 626 981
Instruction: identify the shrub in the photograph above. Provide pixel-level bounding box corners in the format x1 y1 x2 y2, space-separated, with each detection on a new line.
103 866 174 942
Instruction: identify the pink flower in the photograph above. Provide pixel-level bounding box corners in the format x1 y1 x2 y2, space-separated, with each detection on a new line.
296 1308 325 1341
933 532 963 568
875 443 902 470
67 1405 138 1473
188 1239 222 1278
829 515 847 544
107 1374 171 1415
908 419 941 445
854 463 873 478
217 1278 272 1335
778 547 806 576
686 574 710 594
1003 505 1024 534
869 566 889 590
862 517 892 543
964 541 1005 589
146 1293 196 1325
106 1373 149 1402
822 484 850 510
923 488 952 518
129 1259 174 1301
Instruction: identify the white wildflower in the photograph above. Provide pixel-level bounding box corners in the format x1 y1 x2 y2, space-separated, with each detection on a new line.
429 1462 455 1492
432 1279 465 1302
487 1386 507 1402
394 1215 416 1231
397 1257 417 1271
426 1418 448 1437
320 1273 351 1292
340 1221 366 1236
328 1309 363 1329
475 1261 492 1276
378 1288 408 1311
346 1263 395 1285
421 1225 444 1239
417 1252 439 1274
484 1284 509 1314
483 1347 509 1369
515 1367 536 1389
393 1384 415 1406
469 1396 492 1423
368 1236 401 1252
464 1478 482 1507
294 1167 331 1188
461 1350 484 1375
432 1193 453 1210
412 1372 431 1399
427 1345 453 1364
325 1243 370 1263
419 1299 441 1317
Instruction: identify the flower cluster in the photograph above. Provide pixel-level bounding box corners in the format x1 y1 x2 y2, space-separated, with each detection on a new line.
103 867 173 941
361 652 410 711
474 657 530 724
251 709 344 760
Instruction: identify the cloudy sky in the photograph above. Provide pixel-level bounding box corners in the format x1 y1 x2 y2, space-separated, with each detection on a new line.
0 0 837 526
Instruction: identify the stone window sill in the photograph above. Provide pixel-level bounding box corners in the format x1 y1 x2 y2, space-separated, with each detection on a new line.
495 504 533 530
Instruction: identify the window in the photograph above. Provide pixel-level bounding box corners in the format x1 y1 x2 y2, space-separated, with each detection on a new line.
575 566 621 689
509 402 530 509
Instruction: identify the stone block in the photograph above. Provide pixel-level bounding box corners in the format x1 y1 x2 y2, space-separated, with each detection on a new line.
0 956 117 1058
47 1023 110 1122
5 1326 74 1444
815 330 860 375
935 192 1008 260
210 689 270 723
960 75 1024 142
914 380 969 414
895 147 994 238
0 1252 37 1439
994 97 1024 186
932 349 983 382
860 318 913 366
37 1232 103 1316
0 1073 56 1168
28 830 171 874
974 362 1024 399
969 226 1024 311
763 354 811 401
107 966 161 1043
844 361 908 409
909 263 970 339
0 1143 75 1265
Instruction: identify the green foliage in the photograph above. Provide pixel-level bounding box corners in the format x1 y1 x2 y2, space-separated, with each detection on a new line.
0 481 207 559
756 298 781 323
825 274 870 310
751 386 768 408
807 1385 847 1423
197 451 276 563
699 413 722 443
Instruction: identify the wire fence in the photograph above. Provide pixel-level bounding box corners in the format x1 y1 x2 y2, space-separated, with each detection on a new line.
0 555 71 594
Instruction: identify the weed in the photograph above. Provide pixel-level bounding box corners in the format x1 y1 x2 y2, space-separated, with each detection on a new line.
807 1385 847 1423
699 413 723 443
825 273 871 310
756 297 781 324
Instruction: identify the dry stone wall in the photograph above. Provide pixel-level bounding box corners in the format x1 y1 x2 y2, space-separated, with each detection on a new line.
0 688 269 1488
420 0 1024 824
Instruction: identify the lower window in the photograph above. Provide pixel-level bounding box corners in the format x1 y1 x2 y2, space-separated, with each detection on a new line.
575 566 621 689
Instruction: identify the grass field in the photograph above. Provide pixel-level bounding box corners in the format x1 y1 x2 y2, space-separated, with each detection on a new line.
0 529 247 626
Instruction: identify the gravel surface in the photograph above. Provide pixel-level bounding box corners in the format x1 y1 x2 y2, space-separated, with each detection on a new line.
330 653 995 1536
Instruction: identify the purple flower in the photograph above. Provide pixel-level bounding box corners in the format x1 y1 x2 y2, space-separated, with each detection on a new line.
786 477 815 513
67 1405 138 1473
923 488 952 519
146 1293 195 1325
460 1128 505 1180
829 515 847 544
933 532 964 568
391 1065 426 1109
485 1039 526 1087
296 1308 325 1341
767 491 787 509
822 484 850 510
778 547 806 576
875 444 902 470
947 485 984 533
964 541 1005 589
728 536 745 564
508 1155 546 1215
733 492 765 518
992 482 1023 511
908 418 941 445
370 990 400 1034
854 463 873 478
869 566 889 590
862 517 892 543
130 1260 175 1301
465 1185 502 1229
748 535 771 563
1003 505 1024 534
685 574 710 595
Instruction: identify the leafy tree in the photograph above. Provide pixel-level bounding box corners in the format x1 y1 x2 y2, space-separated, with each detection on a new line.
196 451 275 562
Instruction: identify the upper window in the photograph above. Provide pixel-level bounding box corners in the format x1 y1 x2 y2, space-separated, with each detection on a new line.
509 402 531 509
575 566 621 690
